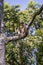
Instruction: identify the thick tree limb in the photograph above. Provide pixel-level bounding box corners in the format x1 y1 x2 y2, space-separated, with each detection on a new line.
6 4 43 42
5 33 27 42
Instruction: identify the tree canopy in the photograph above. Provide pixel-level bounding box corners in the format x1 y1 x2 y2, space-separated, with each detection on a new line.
3 1 43 65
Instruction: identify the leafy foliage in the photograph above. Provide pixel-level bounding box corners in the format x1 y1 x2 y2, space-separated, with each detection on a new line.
4 0 43 65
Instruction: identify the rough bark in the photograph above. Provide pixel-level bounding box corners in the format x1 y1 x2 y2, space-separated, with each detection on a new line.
0 44 5 65
0 34 5 65
0 0 5 65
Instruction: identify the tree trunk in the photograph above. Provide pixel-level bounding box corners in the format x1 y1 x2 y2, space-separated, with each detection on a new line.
0 0 5 65
0 35 5 65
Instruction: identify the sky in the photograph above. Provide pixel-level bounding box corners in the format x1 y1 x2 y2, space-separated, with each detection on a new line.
4 0 43 10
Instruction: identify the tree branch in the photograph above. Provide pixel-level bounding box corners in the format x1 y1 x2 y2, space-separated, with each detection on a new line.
6 4 43 42
27 4 43 29
5 33 27 42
